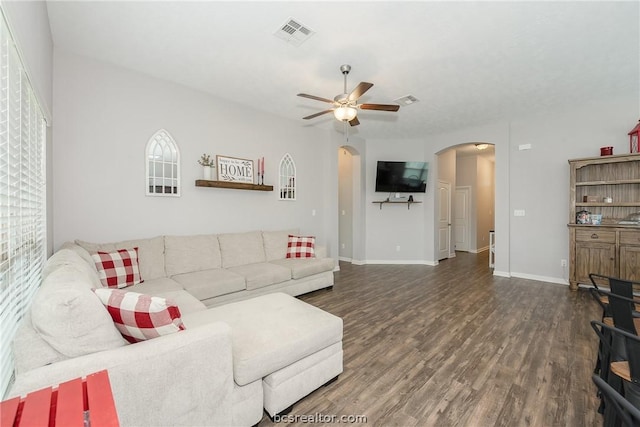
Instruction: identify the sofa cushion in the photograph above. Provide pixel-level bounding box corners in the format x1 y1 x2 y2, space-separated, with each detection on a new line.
153 290 207 315
262 229 299 261
286 235 316 258
92 248 143 289
181 293 343 386
31 264 127 357
218 231 265 268
227 263 291 291
172 269 246 300
42 248 102 289
58 242 100 275
76 236 166 280
269 257 335 280
94 288 186 343
12 314 67 374
130 277 185 295
164 234 222 276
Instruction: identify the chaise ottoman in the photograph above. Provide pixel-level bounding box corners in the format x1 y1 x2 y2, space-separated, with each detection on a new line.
181 292 343 418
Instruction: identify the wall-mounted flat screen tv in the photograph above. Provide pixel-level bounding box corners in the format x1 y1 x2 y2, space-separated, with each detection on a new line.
375 161 428 193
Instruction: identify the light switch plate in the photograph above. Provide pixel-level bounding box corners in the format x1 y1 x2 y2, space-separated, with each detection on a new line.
514 209 526 216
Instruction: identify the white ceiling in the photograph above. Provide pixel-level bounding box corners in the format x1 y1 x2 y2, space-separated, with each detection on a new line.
45 1 639 140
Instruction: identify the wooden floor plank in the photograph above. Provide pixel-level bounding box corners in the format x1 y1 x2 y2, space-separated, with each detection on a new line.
257 252 602 426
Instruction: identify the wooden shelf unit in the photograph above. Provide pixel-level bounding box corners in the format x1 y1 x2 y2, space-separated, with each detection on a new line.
568 153 640 290
373 200 422 210
195 180 273 191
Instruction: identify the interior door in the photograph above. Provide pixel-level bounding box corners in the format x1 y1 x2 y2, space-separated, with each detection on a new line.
437 180 451 261
454 187 471 252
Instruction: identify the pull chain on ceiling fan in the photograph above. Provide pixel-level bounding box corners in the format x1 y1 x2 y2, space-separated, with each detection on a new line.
297 64 400 127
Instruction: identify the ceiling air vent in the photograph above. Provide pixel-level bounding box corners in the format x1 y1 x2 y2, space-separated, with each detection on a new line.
274 18 315 46
394 95 419 106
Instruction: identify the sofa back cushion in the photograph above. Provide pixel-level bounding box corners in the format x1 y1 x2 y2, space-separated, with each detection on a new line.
31 262 127 357
12 313 67 374
164 234 222 276
42 247 103 289
218 231 266 268
262 229 299 261
76 236 166 280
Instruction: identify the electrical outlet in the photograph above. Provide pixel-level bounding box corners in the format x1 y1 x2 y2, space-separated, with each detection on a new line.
560 259 567 267
341 243 345 249
395 245 401 252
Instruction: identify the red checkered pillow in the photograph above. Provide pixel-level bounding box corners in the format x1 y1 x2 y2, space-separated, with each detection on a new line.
93 288 185 343
286 235 316 258
92 248 143 288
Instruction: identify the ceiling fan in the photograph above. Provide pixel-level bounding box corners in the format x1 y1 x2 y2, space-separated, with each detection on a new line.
297 64 400 127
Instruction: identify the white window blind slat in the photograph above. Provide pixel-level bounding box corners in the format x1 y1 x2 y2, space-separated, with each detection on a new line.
0 6 46 398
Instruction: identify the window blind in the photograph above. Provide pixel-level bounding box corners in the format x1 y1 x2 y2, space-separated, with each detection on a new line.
0 7 47 398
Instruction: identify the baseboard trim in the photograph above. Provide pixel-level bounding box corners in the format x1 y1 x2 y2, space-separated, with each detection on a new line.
493 270 511 278
469 246 489 254
510 271 568 286
365 259 438 266
338 256 352 263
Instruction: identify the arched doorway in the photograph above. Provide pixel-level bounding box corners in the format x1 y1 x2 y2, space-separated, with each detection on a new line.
436 143 495 262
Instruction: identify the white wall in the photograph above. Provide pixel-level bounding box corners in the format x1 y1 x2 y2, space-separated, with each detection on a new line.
364 139 427 263
506 96 638 283
52 51 335 252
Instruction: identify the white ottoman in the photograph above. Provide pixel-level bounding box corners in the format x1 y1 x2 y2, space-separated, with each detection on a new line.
182 293 343 417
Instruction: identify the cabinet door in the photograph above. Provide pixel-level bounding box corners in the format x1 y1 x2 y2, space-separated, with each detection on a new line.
575 242 616 284
620 245 640 282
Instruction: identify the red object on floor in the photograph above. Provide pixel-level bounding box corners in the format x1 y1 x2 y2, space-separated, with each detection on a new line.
0 370 119 427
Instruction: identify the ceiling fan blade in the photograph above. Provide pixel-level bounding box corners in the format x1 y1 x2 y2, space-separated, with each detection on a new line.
359 103 400 112
297 93 335 104
349 117 360 127
347 82 374 102
302 109 334 120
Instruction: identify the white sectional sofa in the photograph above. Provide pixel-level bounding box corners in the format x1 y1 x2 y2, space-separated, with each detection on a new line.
74 229 335 307
8 229 342 426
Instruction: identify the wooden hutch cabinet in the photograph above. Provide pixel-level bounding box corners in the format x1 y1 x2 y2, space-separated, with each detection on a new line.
568 153 640 290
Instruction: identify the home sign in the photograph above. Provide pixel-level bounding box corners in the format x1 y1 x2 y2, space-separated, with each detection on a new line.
216 155 254 184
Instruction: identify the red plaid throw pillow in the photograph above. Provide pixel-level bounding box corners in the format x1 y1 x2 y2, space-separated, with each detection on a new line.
286 235 316 258
93 288 185 343
92 248 143 288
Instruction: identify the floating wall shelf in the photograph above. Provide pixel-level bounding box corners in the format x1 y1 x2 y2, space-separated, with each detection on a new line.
195 180 273 191
373 200 422 210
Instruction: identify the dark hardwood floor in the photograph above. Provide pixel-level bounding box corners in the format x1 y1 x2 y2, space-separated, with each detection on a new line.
257 252 602 427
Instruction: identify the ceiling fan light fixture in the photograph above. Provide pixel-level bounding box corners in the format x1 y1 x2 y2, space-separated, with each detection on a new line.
334 105 358 121
475 143 489 150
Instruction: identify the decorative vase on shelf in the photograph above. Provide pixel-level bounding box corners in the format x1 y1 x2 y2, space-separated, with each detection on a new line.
203 166 212 180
